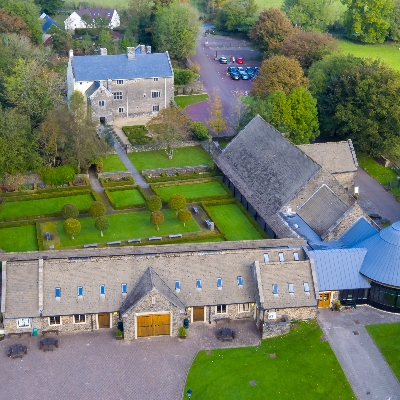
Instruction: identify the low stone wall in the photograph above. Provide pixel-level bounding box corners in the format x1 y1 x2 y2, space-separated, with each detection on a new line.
126 141 200 153
97 172 133 179
142 165 209 178
174 80 203 95
262 315 290 339
205 303 255 323
263 307 317 323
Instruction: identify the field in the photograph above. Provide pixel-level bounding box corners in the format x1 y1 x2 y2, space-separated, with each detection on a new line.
106 188 145 207
128 146 213 172
0 194 95 220
175 94 209 109
184 320 355 399
205 203 265 240
56 209 201 246
63 0 130 9
154 181 230 202
0 225 38 252
366 323 400 380
357 154 399 185
101 155 127 172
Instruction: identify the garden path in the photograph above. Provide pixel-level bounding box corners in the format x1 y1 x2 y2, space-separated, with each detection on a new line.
88 168 103 193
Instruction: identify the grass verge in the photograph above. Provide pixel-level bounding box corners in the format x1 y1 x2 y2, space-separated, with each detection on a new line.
101 155 127 172
175 94 209 109
0 224 38 252
106 188 146 208
184 320 355 399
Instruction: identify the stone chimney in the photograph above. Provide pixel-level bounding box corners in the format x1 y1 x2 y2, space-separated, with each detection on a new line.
145 45 151 54
107 78 112 92
126 47 135 60
69 49 73 59
100 48 107 56
140 45 146 54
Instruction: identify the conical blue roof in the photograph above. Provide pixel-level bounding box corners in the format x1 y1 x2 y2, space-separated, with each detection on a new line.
357 221 400 287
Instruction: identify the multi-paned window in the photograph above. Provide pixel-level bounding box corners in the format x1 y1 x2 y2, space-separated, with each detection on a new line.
238 303 250 313
98 100 105 106
17 318 31 328
151 91 161 98
74 314 86 324
153 105 160 112
116 80 124 85
153 78 159 82
118 107 124 113
113 92 123 100
49 316 61 325
216 304 227 314
55 287 61 298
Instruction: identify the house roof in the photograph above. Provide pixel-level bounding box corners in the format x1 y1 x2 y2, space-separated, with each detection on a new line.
72 52 173 81
76 8 115 20
120 267 185 316
257 260 318 309
85 81 100 97
214 115 320 233
340 217 378 248
297 140 358 174
357 221 400 287
309 248 370 291
41 15 61 33
297 185 351 237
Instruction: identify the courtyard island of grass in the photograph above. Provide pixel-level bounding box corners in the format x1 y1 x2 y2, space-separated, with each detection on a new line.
184 320 355 399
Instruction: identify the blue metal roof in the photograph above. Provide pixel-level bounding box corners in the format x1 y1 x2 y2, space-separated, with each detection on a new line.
41 15 61 33
357 221 400 287
340 217 378 247
72 53 173 81
309 248 370 291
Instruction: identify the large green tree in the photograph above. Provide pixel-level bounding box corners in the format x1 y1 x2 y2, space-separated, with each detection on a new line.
34 0 64 15
152 2 199 60
282 0 334 32
389 0 400 40
341 0 394 43
216 0 258 32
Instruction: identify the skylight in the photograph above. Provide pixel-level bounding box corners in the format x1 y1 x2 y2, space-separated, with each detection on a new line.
175 281 181 291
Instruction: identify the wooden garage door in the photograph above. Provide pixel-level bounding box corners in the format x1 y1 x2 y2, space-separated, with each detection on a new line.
98 313 110 328
193 307 204 322
137 314 170 337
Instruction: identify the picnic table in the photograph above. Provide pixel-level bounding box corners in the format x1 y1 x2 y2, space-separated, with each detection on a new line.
217 328 235 341
6 344 27 358
39 336 59 351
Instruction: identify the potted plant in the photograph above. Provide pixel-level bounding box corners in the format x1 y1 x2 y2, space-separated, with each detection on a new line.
333 300 342 311
115 329 123 340
179 326 187 339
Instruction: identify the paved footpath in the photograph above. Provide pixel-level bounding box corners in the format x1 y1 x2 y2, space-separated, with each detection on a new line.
318 306 400 400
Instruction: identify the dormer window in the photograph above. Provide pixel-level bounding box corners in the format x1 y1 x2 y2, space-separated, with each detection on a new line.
304 282 310 294
294 252 299 261
272 284 278 295
175 281 181 292
288 283 294 294
279 253 285 262
264 253 269 262
55 287 61 298
217 277 222 289
196 279 202 290
237 276 243 287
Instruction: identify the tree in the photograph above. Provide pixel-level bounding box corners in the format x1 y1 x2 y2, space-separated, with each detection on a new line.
150 210 164 230
190 121 210 141
168 194 186 213
90 201 106 217
248 8 295 56
389 0 400 40
251 55 309 98
63 218 81 239
147 105 191 159
98 29 113 52
152 2 199 60
282 0 334 32
61 204 79 219
34 0 64 15
207 91 227 135
216 0 258 33
42 165 75 186
2 173 24 191
146 195 162 212
177 208 192 226
341 0 394 43
0 9 31 38
94 216 109 237
281 31 337 70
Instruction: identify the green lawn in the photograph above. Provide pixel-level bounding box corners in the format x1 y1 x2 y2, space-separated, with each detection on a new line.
366 323 400 381
0 194 95 220
184 320 355 399
175 94 209 109
128 146 213 172
107 189 145 207
154 181 230 202
357 153 398 185
0 225 38 252
64 0 130 9
56 209 201 246
101 155 127 172
206 203 265 240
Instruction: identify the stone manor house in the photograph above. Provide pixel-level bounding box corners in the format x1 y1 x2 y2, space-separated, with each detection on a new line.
67 45 174 124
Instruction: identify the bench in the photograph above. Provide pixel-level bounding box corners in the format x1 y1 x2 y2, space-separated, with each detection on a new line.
83 243 98 248
6 344 27 358
214 317 231 324
193 206 199 214
169 234 182 239
42 329 59 336
8 332 31 338
127 238 141 243
107 241 121 245
148 236 162 241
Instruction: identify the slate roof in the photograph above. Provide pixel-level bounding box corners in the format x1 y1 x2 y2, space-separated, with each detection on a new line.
85 81 100 97
215 115 320 234
72 53 173 81
297 185 350 237
76 8 115 20
309 248 370 291
120 267 185 316
357 221 400 287
257 260 318 309
297 140 358 174
340 217 378 248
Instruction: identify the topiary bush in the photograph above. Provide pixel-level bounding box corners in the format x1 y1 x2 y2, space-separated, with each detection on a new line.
89 201 106 217
146 195 162 212
61 203 79 219
177 208 192 226
63 218 81 239
150 210 164 230
190 122 211 141
42 165 76 186
94 216 109 237
168 194 186 213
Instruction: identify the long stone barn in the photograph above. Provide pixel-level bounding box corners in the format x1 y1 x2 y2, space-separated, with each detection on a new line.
0 239 319 340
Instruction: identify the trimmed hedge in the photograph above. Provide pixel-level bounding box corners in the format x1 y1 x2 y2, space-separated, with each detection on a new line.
2 189 92 203
0 185 90 198
201 198 269 240
122 125 152 145
143 170 218 183
0 220 36 228
36 222 44 251
99 175 135 188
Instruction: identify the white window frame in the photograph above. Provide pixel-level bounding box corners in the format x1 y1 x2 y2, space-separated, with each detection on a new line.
151 90 161 98
294 252 299 261
238 303 250 313
288 283 294 293
118 107 124 113
216 304 227 314
17 318 31 328
264 253 269 262
116 79 124 85
48 316 61 326
272 284 279 295
279 252 285 262
55 287 61 298
152 105 160 112
151 296 156 305
98 100 105 106
73 314 86 324
304 282 310 293
121 283 127 294
113 91 123 100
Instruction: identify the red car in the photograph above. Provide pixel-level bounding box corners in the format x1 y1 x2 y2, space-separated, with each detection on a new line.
236 57 244 64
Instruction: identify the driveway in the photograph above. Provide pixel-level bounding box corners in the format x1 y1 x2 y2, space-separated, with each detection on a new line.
0 319 259 400
318 306 400 400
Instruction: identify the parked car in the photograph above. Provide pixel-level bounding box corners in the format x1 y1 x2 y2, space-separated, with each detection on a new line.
254 66 259 75
236 57 244 64
237 66 245 74
230 72 240 80
219 57 228 64
241 73 249 80
228 66 237 74
246 67 254 75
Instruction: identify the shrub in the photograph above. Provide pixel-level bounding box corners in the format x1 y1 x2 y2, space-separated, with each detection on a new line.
89 201 106 217
177 208 192 226
190 122 210 141
42 165 76 186
150 211 164 230
174 67 197 85
179 326 187 337
94 216 109 237
3 173 25 192
115 329 123 337
63 218 81 239
168 194 186 212
146 195 162 212
61 204 79 219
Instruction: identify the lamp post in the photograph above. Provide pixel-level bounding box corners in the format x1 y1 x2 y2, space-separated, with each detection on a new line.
186 389 193 398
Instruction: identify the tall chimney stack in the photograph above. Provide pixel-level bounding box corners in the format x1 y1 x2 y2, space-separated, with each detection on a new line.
126 47 135 60
140 44 146 54
100 48 107 56
145 45 151 54
69 49 73 59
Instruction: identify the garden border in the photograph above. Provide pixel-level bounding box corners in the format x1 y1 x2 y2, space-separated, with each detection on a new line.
105 186 147 210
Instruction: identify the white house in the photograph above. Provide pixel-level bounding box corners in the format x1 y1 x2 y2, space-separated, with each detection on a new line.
64 8 120 33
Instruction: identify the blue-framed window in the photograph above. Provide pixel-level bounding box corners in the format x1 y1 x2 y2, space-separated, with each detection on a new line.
272 284 278 295
196 279 202 289
100 285 105 295
121 283 127 294
217 277 222 288
77 286 83 296
237 276 243 286
55 287 61 298
175 281 181 291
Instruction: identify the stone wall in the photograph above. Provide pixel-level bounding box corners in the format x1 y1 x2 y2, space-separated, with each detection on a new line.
97 172 133 179
205 303 255 323
334 172 356 192
122 289 186 340
263 307 317 322
175 80 203 95
126 140 199 153
262 315 290 339
142 165 209 178
200 140 222 157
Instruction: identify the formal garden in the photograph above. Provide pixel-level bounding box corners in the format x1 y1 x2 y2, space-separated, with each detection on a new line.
183 320 355 399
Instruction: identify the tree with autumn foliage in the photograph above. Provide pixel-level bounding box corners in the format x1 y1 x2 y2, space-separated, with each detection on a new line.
0 9 31 38
177 208 192 227
150 211 164 230
207 91 227 136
